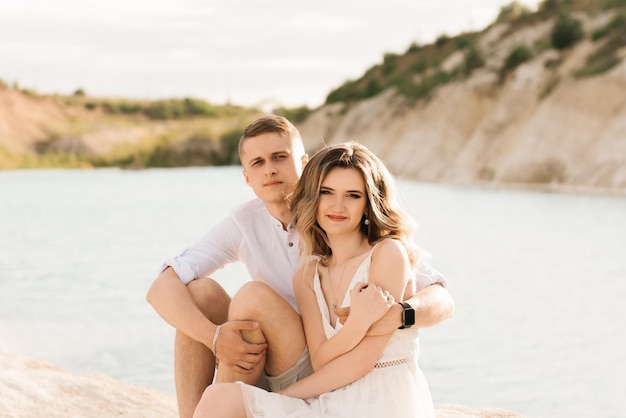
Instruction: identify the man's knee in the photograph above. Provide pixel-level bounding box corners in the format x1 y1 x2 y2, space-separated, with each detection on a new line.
187 278 230 318
229 281 281 319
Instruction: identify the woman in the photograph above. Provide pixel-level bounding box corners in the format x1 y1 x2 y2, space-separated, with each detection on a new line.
193 142 435 417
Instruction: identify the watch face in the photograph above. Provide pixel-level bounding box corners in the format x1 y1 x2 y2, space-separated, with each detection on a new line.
404 308 415 326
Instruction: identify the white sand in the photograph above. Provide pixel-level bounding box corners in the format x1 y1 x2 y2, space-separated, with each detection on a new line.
0 347 177 418
0 347 525 418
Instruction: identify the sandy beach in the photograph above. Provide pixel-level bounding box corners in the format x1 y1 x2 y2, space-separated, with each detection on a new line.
0 346 526 418
0 346 178 418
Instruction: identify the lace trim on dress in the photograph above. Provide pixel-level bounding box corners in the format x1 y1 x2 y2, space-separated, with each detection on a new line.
373 358 410 368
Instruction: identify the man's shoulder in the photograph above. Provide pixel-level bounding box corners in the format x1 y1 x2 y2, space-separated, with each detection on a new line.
229 198 264 213
229 198 269 219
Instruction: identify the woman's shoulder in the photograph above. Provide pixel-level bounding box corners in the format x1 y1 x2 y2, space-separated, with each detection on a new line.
371 238 409 265
373 237 406 255
368 238 411 289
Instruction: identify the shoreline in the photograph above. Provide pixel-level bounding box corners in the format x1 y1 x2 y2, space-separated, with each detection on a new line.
3 164 624 198
397 176 626 198
0 347 526 418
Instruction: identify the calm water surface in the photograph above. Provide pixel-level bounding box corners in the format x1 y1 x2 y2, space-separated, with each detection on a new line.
0 167 624 418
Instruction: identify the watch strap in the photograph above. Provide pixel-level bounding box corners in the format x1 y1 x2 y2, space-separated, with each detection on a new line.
398 301 414 329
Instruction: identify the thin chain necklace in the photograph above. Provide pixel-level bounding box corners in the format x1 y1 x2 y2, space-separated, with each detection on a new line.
327 239 365 310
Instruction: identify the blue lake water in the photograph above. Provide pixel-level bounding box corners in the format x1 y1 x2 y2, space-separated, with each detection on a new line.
0 167 624 418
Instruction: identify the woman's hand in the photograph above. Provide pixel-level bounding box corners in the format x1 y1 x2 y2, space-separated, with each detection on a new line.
347 282 394 329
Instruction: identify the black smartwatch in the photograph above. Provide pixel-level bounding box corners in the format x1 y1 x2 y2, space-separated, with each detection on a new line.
398 302 415 329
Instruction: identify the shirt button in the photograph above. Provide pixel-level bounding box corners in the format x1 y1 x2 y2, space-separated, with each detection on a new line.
288 242 294 247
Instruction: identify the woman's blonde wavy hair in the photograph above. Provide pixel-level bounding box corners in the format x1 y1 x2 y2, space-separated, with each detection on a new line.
289 141 419 267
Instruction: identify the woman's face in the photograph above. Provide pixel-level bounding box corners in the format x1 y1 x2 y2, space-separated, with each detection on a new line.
316 167 367 238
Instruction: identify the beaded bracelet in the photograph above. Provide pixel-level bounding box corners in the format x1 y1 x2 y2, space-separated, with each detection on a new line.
212 325 221 361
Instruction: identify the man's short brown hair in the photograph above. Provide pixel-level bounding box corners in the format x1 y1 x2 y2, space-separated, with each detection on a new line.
238 115 301 157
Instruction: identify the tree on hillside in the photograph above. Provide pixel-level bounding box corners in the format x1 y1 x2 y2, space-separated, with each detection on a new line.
540 0 573 11
551 12 584 49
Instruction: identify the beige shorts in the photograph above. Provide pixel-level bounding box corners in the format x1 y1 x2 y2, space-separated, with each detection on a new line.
256 346 313 392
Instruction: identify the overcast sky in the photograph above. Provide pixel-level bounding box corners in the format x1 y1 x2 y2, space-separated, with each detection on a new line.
0 0 541 108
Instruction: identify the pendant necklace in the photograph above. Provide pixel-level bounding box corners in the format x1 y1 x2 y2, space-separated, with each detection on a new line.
327 238 365 310
328 262 350 310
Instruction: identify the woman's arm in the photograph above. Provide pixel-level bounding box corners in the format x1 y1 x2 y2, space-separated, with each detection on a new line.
294 239 410 376
292 264 375 372
279 333 391 399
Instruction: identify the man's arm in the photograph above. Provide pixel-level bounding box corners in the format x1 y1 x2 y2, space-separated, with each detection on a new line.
147 267 217 347
335 283 454 336
146 267 265 372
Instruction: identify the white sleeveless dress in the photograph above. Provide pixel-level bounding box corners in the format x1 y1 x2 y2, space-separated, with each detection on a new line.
237 247 435 417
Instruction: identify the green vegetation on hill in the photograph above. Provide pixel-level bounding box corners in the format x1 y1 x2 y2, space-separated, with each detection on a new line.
578 11 626 76
324 0 625 106
1 76 326 169
73 95 250 120
3 0 626 171
93 127 244 169
0 84 265 169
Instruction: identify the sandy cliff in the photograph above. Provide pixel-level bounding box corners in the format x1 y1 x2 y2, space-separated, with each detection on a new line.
298 13 626 192
0 83 170 158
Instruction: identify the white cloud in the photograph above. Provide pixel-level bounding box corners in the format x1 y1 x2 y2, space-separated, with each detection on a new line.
0 0 543 107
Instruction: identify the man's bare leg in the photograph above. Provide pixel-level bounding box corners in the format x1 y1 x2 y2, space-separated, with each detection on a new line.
175 278 230 418
216 281 306 385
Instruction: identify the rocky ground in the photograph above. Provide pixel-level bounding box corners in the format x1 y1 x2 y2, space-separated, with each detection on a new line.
0 347 526 418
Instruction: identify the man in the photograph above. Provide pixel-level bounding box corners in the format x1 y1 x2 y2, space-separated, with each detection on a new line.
146 115 454 418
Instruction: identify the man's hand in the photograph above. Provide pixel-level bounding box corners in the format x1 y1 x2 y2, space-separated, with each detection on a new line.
334 302 402 336
214 320 268 373
335 284 454 335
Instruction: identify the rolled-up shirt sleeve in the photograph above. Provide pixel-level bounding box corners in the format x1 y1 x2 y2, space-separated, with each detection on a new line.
161 217 242 285
414 263 447 290
413 248 447 290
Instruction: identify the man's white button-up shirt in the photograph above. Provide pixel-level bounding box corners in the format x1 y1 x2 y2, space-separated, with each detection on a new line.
164 198 301 310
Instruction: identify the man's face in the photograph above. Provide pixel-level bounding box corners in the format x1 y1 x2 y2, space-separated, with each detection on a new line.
240 132 307 205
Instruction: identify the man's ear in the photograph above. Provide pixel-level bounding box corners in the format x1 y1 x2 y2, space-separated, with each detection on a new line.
301 154 309 167
242 169 251 186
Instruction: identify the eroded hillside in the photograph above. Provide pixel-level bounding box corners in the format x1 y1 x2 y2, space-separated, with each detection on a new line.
298 5 626 191
2 1 625 192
